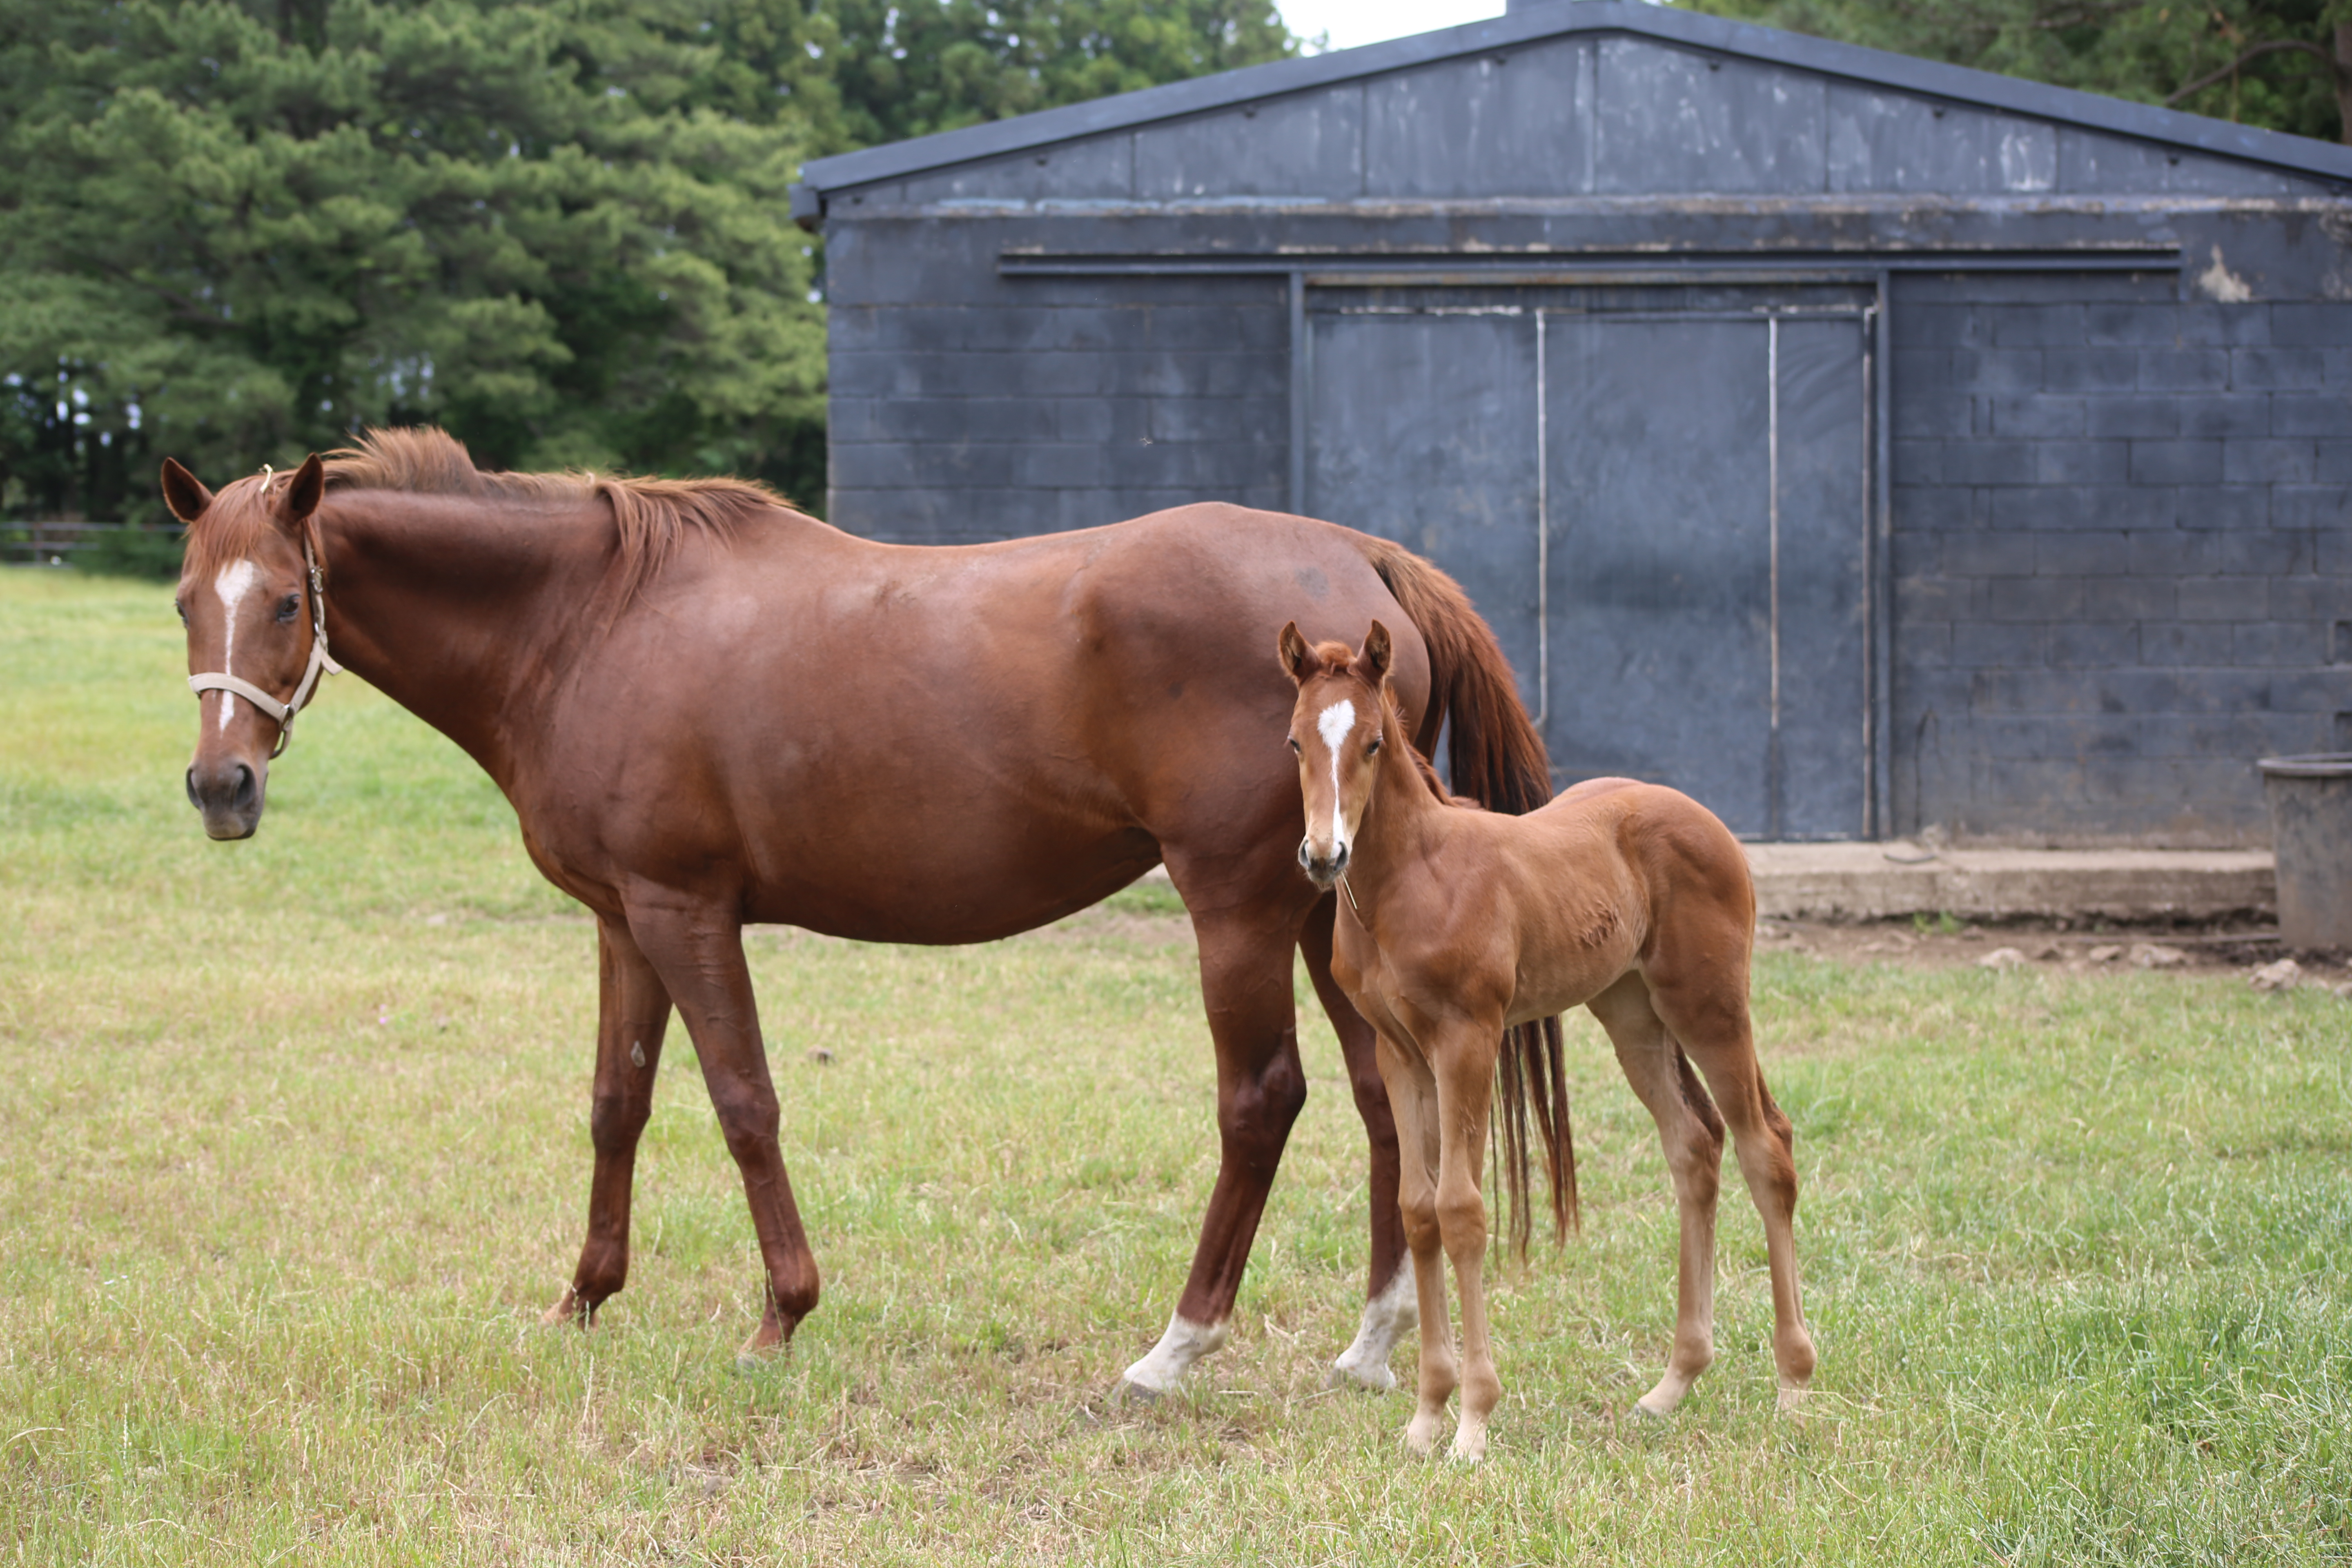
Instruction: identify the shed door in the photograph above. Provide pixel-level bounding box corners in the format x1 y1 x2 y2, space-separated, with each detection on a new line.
1305 294 1872 840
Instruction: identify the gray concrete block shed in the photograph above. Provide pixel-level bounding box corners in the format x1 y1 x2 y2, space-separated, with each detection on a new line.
791 0 2352 849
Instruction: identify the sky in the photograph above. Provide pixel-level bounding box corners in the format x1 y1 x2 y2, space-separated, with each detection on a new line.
1278 0 1510 54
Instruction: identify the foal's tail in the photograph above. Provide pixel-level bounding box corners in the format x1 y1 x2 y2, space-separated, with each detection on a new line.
1354 535 1576 1252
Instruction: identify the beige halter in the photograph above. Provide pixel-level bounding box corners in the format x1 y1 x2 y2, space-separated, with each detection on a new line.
185 466 342 758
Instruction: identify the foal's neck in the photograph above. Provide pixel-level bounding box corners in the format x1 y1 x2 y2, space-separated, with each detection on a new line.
1345 695 1450 918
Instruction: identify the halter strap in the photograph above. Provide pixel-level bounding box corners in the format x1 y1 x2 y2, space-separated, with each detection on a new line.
186 534 342 758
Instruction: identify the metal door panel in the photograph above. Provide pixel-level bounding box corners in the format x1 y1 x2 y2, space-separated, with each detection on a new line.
1303 310 1543 703
1545 316 1773 835
1774 317 1871 838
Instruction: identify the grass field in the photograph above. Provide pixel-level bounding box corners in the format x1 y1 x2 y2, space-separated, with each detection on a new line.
3 569 2349 1565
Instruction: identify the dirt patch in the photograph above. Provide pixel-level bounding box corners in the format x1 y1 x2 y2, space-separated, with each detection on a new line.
1757 914 2352 989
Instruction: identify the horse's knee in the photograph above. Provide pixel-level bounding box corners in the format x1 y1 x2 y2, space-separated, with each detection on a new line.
1221 1046 1308 1158
1399 1188 1441 1253
589 1090 650 1156
710 1087 780 1158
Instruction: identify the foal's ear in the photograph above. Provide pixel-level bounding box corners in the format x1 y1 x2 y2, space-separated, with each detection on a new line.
1278 620 1319 685
1356 619 1393 685
159 458 213 524
276 453 326 525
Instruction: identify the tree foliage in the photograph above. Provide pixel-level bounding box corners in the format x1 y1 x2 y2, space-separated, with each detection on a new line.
0 0 1297 533
1681 0 2352 144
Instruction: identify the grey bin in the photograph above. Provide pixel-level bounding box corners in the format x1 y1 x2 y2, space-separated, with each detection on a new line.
2257 754 2352 950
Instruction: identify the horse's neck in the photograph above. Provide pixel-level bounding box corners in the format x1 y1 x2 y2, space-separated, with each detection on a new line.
317 490 611 784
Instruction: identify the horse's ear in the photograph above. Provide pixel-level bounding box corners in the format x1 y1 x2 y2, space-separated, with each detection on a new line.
159 458 212 524
1357 619 1393 685
1278 620 1318 685
277 453 325 526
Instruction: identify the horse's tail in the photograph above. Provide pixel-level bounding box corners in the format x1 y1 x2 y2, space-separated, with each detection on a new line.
1497 1016 1578 1253
1351 535 1552 817
1352 534 1575 1251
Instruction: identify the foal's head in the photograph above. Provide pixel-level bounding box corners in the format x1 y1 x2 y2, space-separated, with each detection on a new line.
1278 619 1395 888
161 453 328 840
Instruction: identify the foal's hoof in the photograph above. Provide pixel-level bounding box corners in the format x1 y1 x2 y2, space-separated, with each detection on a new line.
1776 1383 1813 1415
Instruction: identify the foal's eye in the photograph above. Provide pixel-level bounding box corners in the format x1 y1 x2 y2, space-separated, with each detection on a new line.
276 593 302 624
1366 738 1383 756
1287 738 1301 754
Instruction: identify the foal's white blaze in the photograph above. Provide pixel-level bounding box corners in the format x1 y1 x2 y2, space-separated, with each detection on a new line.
1316 698 1357 853
211 559 262 732
1330 1256 1419 1391
1122 1312 1231 1395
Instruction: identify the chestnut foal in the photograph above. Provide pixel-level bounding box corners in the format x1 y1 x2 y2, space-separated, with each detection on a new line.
1279 620 1815 1461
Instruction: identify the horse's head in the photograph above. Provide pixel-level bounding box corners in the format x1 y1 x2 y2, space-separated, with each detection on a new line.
1278 618 1394 889
162 453 330 840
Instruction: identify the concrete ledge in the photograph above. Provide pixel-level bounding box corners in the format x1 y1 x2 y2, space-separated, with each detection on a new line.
1747 842 2276 922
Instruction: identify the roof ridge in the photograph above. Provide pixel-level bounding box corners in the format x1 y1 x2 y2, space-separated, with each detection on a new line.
792 0 2352 209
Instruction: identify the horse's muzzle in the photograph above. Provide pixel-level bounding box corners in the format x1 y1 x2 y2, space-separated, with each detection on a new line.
1298 836 1348 889
187 758 265 840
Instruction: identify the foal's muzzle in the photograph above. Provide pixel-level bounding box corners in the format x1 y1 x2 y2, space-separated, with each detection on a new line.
187 758 265 840
1299 836 1348 889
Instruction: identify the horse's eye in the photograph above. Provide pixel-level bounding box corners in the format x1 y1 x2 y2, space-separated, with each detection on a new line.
1366 737 1383 756
1287 738 1301 754
172 599 186 625
276 593 302 624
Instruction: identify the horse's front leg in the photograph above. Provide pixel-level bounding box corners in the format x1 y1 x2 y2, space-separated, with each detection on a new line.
624 890 820 1358
1300 895 1414 1392
544 915 673 1327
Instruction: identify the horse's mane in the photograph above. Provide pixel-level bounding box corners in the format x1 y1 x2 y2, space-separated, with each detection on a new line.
180 427 795 601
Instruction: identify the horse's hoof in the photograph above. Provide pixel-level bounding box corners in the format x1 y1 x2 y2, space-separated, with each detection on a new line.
540 1289 588 1328
1328 1357 1398 1393
1115 1378 1165 1405
1777 1384 1813 1414
1448 1436 1488 1465
1403 1417 1444 1457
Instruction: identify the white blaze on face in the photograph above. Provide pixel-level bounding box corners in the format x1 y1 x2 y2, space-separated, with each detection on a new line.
1316 698 1357 852
211 559 262 732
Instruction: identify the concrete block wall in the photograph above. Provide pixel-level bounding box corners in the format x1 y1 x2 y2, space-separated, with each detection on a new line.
1891 272 2352 845
824 223 1288 543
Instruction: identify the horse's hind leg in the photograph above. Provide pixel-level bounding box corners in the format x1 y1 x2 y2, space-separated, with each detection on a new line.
544 916 674 1327
1588 973 1726 1417
1121 878 1310 1397
1299 895 1415 1392
1644 970 1815 1410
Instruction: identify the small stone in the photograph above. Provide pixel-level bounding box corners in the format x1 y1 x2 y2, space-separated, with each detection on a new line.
2085 944 2123 964
2249 958 2304 992
808 1046 835 1065
2129 943 2187 969
1977 947 2028 971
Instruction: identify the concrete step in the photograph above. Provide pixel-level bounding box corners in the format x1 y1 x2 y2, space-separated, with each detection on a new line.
1746 842 2275 923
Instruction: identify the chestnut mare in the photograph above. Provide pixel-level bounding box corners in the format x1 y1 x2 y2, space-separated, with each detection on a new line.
162 429 1551 1393
1278 621 1814 1461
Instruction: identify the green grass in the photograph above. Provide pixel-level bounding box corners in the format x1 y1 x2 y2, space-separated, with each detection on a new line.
3 569 2348 1564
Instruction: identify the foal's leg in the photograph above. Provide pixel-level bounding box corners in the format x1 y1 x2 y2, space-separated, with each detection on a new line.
1299 896 1415 1392
1426 1019 1503 1462
1121 879 1312 1396
1645 970 1815 1409
544 916 675 1326
623 890 820 1358
1378 1032 1455 1456
1588 973 1727 1417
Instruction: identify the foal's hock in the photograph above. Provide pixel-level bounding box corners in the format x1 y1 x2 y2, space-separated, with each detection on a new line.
1280 619 1815 1462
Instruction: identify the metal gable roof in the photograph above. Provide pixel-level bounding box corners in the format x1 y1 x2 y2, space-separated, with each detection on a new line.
792 0 2352 209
